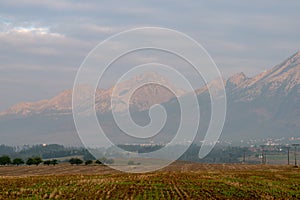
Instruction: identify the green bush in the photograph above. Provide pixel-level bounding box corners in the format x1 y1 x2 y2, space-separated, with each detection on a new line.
85 160 93 165
26 157 43 166
44 159 58 166
95 160 103 165
69 158 83 165
12 158 24 166
0 155 11 165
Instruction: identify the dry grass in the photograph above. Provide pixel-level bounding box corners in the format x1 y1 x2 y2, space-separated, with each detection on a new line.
0 162 299 199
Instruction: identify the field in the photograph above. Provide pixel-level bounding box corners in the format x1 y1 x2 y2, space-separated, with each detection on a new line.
0 163 299 199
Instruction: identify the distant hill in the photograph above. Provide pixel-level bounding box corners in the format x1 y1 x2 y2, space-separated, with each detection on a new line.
222 51 300 142
0 52 299 146
1 72 184 116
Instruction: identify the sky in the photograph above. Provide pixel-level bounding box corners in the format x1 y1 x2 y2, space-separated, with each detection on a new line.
0 0 299 111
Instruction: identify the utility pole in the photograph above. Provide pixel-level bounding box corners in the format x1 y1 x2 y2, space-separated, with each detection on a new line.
260 145 266 164
243 148 246 164
292 144 299 167
286 146 291 165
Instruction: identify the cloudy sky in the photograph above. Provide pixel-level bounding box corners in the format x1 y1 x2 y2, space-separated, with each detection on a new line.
0 0 299 111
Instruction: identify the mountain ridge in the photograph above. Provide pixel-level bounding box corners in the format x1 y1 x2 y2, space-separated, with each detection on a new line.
0 51 299 145
0 72 185 117
2 51 300 116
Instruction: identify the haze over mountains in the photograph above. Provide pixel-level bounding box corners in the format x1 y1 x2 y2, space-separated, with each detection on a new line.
223 51 300 142
1 72 184 116
0 52 299 146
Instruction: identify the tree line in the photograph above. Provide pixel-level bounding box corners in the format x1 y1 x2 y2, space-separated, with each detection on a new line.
0 155 55 166
0 155 114 166
0 155 38 166
0 144 98 161
69 157 114 165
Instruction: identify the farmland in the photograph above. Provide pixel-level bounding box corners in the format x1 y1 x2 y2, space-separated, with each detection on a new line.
0 163 299 199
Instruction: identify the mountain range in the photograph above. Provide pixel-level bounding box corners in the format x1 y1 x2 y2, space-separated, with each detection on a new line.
0 52 299 146
0 72 184 116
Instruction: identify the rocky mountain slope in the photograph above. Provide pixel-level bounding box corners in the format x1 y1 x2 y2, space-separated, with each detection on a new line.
0 52 299 145
223 51 300 141
1 72 184 117
230 51 300 101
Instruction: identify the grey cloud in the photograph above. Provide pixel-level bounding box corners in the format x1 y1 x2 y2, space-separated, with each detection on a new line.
0 0 299 110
